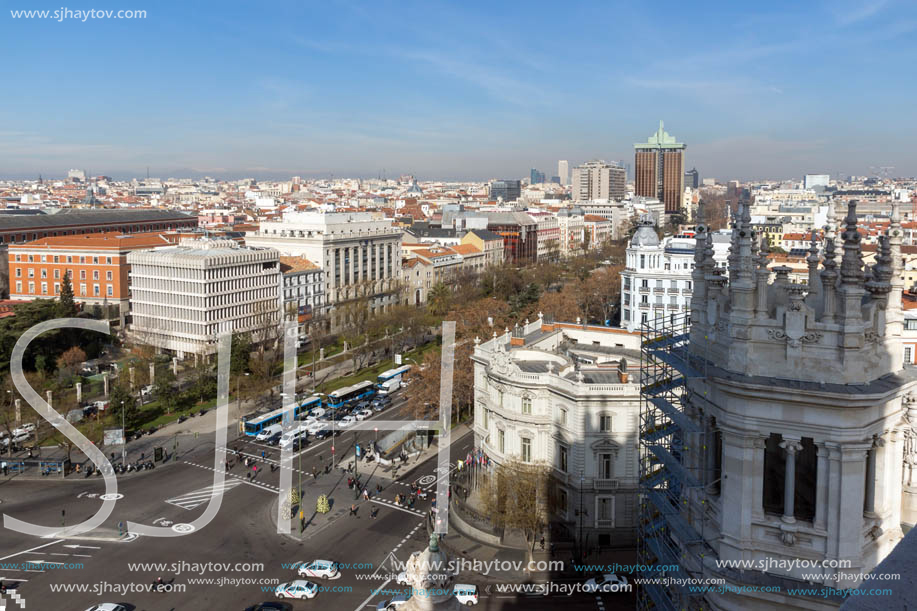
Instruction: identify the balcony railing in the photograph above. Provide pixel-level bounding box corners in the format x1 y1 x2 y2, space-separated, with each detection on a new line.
653 288 665 294
595 479 619 490
638 287 650 294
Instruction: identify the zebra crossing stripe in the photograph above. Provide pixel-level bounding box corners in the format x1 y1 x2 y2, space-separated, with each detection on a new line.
0 590 26 610
165 480 242 510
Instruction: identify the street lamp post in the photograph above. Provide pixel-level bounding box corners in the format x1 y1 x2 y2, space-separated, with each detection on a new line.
236 372 250 440
578 470 584 559
353 431 360 499
120 400 126 463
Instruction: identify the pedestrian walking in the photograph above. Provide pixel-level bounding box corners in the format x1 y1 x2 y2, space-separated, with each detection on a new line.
540 536 545 551
363 488 369 501
261 450 265 460
311 466 317 479
350 504 357 517
371 505 378 519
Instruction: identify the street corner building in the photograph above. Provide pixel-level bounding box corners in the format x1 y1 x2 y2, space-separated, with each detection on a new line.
471 314 644 547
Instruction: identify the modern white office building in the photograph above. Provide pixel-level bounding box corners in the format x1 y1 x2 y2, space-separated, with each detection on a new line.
620 216 729 332
558 160 569 187
245 211 403 326
472 315 642 546
127 238 281 358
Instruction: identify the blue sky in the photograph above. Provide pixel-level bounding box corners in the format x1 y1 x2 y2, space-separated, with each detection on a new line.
1 0 915 181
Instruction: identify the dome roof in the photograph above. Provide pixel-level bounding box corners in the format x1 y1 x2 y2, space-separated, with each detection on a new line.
631 215 660 247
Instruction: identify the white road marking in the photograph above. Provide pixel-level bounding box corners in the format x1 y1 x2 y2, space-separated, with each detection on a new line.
165 480 243 510
0 541 60 563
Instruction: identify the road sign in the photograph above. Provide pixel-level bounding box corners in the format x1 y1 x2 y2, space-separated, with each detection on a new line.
355 444 361 458
103 428 125 447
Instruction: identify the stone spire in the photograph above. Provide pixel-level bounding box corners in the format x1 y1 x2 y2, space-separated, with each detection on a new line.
690 203 710 330
838 201 867 333
825 201 840 270
840 201 865 286
755 236 771 319
820 237 839 324
731 199 756 317
727 205 740 284
806 229 820 299
866 235 893 308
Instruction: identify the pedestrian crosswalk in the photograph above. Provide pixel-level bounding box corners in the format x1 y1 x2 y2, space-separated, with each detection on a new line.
165 480 243 510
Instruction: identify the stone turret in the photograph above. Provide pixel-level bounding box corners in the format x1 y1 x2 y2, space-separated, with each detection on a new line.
690 200 904 385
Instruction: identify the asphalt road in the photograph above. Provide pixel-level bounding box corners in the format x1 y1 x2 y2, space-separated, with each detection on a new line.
0 391 633 611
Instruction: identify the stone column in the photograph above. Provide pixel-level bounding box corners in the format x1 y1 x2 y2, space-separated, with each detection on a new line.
103 373 110 397
149 362 155 385
14 399 21 424
46 390 52 408
76 382 82 406
780 438 802 523
172 357 178 376
129 366 135 390
864 436 885 516
815 441 829 530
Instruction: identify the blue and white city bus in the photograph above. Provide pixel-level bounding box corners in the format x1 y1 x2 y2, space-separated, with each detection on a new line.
242 396 320 437
376 365 411 385
325 380 376 409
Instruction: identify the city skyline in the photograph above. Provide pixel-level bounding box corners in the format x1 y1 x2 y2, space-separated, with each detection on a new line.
2 1 917 181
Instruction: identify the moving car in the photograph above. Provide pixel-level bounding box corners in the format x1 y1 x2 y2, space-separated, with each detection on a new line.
354 409 373 421
338 415 356 428
395 571 410 586
84 605 128 611
274 580 318 600
376 594 409 610
453 583 478 605
256 424 283 442
582 573 628 592
296 559 339 579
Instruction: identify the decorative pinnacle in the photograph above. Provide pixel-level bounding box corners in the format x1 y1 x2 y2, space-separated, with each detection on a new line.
840 201 865 285
822 238 837 273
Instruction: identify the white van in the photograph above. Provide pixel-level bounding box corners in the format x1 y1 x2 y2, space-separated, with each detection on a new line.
279 427 308 449
379 379 400 395
256 424 283 442
453 584 478 605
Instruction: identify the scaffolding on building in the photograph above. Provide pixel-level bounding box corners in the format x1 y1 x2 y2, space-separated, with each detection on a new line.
638 312 714 611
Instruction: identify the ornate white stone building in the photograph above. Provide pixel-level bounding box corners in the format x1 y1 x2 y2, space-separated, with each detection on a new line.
245 211 403 326
127 238 281 358
620 216 729 331
471 316 643 546
639 200 917 610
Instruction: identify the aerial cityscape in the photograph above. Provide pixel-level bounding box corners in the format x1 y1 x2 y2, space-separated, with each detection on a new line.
2 2 917 611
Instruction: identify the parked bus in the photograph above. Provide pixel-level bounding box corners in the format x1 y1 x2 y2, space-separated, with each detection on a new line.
376 365 411 385
325 380 376 409
242 396 319 437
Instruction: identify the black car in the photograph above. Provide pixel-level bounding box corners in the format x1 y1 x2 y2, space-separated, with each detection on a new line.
313 427 340 440
265 431 282 445
244 603 292 611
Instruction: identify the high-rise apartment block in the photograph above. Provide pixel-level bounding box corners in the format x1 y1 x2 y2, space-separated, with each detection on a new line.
529 169 545 185
571 160 626 202
558 160 569 186
634 121 686 214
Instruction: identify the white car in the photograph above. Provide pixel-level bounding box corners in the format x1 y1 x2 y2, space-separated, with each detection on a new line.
296 559 339 579
11 432 31 444
13 423 35 436
354 409 373 421
453 583 478 605
396 571 410 586
338 415 356 428
582 573 628 592
85 605 128 611
306 421 326 436
309 408 326 419
275 579 318 599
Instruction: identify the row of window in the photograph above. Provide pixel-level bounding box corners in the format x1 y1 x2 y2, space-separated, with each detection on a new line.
15 281 113 297
14 254 114 264
15 268 112 281
488 396 614 431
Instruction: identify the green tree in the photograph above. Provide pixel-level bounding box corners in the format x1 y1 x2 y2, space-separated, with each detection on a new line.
427 283 452 316
153 364 181 415
110 382 141 430
57 271 76 318
230 333 252 377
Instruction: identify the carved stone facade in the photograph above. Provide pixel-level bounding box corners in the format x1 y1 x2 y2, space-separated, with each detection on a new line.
471 316 642 545
682 200 917 610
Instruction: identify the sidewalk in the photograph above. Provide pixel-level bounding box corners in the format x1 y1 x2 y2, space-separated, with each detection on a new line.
274 424 464 543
